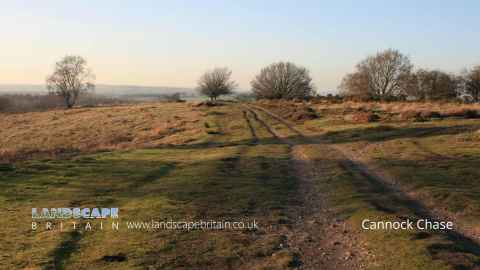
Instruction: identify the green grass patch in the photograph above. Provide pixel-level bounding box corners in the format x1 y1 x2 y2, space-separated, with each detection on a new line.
1 104 298 269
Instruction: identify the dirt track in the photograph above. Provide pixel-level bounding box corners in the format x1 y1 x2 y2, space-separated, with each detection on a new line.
244 104 480 270
244 105 367 269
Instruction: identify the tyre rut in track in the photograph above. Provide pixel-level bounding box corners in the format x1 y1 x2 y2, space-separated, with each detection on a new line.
246 104 480 269
245 105 364 269
242 110 259 144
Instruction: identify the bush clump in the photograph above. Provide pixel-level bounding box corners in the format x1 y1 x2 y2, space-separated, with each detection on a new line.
344 112 380 123
444 109 479 119
257 100 318 122
399 111 426 122
419 111 443 119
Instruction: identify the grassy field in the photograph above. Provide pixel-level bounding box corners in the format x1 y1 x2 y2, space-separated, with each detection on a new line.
1 104 300 269
0 103 205 162
252 103 480 269
2 101 480 269
302 101 480 238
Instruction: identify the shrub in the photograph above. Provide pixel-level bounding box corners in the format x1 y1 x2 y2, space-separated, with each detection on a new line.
419 111 443 119
344 112 380 123
444 109 479 119
251 62 314 100
399 111 425 122
0 94 63 112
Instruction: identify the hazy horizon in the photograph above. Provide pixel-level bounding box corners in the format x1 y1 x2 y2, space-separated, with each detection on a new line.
0 83 200 97
1 1 479 94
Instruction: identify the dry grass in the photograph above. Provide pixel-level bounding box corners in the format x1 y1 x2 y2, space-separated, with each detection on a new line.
1 103 300 269
308 101 480 124
255 100 318 122
313 101 480 115
3 101 480 269
0 102 205 162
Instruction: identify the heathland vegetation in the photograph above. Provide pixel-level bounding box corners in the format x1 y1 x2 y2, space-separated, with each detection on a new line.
1 50 480 269
2 98 480 269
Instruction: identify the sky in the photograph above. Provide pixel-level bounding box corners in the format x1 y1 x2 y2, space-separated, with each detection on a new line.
1 0 479 94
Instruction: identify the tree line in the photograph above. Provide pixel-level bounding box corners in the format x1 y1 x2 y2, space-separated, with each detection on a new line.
43 52 480 109
339 49 480 102
196 51 480 103
197 62 315 102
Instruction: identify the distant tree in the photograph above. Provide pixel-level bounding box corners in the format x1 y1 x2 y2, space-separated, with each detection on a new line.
339 69 371 100
197 67 236 101
46 55 95 108
462 65 480 102
0 96 11 112
251 62 314 100
341 49 412 100
406 69 459 101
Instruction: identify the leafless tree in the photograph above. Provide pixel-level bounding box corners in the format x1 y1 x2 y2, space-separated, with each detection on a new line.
462 65 480 102
341 49 412 100
406 69 459 101
197 67 236 101
251 62 314 100
46 55 95 108
339 69 371 100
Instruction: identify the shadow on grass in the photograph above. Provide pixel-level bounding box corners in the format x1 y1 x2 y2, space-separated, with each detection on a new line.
129 163 176 190
336 157 480 269
47 231 82 270
322 124 479 144
4 121 480 269
2 146 298 269
150 124 479 151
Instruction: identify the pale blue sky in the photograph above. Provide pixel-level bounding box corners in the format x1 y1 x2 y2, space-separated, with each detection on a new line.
1 0 479 93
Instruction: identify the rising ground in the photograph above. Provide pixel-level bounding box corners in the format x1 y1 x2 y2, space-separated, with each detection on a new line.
1 101 480 269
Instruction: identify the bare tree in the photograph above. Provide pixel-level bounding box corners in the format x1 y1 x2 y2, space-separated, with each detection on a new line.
46 55 95 108
197 67 236 101
341 49 412 100
462 65 480 102
406 69 459 101
251 62 314 100
339 69 370 100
